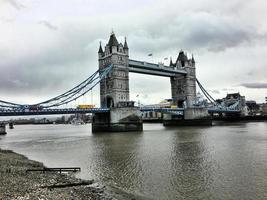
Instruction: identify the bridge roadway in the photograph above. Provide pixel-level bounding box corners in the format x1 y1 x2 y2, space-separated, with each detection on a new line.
129 59 187 77
0 107 185 116
0 107 240 117
0 108 110 116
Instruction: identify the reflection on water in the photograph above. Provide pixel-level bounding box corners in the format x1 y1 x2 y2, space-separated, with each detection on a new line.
0 123 266 200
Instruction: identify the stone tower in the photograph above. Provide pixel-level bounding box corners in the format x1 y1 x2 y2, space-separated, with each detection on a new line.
165 51 211 125
170 51 196 108
98 32 129 108
93 32 143 132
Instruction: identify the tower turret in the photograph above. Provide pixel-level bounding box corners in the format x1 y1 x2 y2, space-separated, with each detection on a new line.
176 50 188 67
123 37 129 55
107 32 119 53
192 54 195 65
98 41 103 58
169 57 174 67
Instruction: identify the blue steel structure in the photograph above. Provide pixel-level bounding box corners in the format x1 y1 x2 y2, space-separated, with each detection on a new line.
0 108 110 116
195 79 241 114
0 64 113 110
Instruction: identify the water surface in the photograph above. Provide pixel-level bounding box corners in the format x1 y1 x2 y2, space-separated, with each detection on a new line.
0 122 266 200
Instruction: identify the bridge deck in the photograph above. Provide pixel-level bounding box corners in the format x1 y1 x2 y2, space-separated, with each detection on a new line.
0 108 110 116
129 59 187 77
0 107 185 116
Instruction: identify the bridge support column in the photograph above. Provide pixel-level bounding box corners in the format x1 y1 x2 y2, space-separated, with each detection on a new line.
92 107 143 133
0 123 7 135
163 108 211 126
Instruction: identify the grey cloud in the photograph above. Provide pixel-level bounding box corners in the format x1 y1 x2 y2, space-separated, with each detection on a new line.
3 0 25 10
38 20 58 31
129 12 263 55
222 88 236 91
1 34 105 104
1 0 267 104
209 90 220 94
0 17 14 23
240 83 267 89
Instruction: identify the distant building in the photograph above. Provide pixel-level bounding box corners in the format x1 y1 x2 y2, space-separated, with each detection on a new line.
223 93 246 107
260 103 267 115
246 100 260 116
218 93 248 116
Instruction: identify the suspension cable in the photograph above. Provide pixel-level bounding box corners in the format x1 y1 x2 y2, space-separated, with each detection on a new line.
0 64 113 109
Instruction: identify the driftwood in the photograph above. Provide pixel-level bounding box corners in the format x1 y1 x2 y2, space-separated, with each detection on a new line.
41 180 94 189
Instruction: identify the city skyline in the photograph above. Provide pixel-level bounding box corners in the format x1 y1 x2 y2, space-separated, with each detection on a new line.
0 0 267 106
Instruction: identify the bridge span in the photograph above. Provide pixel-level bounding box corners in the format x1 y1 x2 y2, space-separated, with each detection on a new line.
129 59 187 77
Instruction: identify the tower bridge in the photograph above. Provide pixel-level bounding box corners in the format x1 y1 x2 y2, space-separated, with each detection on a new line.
93 32 210 132
1 32 244 132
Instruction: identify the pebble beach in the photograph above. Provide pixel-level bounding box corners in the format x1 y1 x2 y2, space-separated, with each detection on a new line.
0 148 150 200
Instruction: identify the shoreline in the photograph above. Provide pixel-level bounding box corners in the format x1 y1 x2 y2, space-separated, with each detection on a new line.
0 148 151 200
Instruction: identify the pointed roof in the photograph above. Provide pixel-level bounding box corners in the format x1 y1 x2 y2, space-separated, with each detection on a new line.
123 37 129 49
177 51 188 62
192 54 195 63
169 57 173 67
98 41 103 53
107 32 119 47
175 50 188 65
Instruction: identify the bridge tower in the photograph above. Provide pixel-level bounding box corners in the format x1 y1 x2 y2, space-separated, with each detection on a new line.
170 51 196 108
92 32 143 132
98 32 129 108
165 51 211 125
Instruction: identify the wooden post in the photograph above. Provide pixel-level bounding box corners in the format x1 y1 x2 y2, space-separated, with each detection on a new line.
0 123 7 135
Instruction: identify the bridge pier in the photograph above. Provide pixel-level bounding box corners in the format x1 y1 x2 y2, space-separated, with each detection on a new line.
163 107 212 126
0 123 7 135
92 107 143 133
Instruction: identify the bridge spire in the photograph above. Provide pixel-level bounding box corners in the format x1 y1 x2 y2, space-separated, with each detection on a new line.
169 56 174 67
98 41 103 54
192 54 195 63
123 37 129 55
123 37 129 50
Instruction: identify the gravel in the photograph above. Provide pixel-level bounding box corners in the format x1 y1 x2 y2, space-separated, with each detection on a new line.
0 148 151 200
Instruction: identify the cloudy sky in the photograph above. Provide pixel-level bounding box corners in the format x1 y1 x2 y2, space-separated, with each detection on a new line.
0 0 267 107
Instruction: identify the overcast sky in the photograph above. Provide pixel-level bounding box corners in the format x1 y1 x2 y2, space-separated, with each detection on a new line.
0 0 267 107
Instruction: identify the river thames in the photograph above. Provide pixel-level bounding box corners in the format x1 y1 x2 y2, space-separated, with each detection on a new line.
0 122 266 200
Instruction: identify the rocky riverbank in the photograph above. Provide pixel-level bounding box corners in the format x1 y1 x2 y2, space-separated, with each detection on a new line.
0 148 150 200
